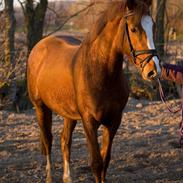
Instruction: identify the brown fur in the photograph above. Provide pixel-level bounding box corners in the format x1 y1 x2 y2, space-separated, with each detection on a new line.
27 1 155 183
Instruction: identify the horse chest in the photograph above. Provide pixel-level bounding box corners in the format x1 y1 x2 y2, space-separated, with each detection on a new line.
77 86 128 122
89 100 124 123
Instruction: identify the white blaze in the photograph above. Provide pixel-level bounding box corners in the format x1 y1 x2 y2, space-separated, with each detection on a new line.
141 15 161 74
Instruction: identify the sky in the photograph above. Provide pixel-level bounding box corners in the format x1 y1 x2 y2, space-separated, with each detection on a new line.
1 0 77 9
0 0 78 11
14 0 77 7
0 0 4 11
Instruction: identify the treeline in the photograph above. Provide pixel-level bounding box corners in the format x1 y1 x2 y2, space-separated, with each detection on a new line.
0 0 182 111
0 0 49 111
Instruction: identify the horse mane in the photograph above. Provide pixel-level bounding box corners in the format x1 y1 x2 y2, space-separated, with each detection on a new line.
83 0 151 45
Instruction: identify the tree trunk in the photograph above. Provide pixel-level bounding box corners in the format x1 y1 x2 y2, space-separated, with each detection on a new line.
155 0 166 61
4 0 15 65
4 0 17 111
15 0 48 110
25 0 48 52
151 0 157 20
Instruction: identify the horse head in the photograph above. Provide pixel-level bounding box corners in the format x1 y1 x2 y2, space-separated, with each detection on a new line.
118 0 161 81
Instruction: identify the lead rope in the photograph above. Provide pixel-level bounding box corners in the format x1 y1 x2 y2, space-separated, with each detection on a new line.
157 78 183 146
180 93 183 146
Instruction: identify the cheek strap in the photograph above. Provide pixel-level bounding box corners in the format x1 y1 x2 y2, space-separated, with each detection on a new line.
125 20 159 70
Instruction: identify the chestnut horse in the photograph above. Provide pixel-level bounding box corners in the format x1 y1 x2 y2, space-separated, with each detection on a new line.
27 0 161 182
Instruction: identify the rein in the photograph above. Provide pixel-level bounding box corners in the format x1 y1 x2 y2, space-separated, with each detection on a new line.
157 78 182 113
157 78 183 146
124 17 158 70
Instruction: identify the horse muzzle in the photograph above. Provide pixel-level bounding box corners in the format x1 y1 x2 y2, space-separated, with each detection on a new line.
142 58 161 81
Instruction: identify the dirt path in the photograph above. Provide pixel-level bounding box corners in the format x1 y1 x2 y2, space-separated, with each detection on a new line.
0 98 183 183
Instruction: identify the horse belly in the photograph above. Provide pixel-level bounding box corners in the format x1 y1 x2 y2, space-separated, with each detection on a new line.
37 65 80 119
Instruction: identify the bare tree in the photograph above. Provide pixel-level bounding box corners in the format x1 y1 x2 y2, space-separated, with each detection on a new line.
155 0 167 60
4 0 17 110
4 0 15 66
151 0 157 19
0 0 4 11
46 2 95 37
19 0 48 52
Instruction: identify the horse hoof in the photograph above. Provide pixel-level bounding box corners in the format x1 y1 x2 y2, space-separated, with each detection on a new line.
46 177 52 183
46 172 53 183
63 176 73 183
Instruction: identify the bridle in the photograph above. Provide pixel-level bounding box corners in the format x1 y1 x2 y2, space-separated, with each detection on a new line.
124 14 159 70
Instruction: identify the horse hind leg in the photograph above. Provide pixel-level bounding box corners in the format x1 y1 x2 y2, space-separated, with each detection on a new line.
34 102 53 183
61 118 77 183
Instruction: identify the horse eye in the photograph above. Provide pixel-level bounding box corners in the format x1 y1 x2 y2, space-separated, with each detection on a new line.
131 27 137 33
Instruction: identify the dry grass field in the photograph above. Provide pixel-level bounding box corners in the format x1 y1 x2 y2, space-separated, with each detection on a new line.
1 98 183 183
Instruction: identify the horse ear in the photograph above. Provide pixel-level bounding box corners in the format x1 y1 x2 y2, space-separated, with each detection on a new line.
126 0 136 10
127 0 152 9
146 0 152 7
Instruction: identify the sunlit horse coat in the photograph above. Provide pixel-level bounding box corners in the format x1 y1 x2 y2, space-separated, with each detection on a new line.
27 0 160 182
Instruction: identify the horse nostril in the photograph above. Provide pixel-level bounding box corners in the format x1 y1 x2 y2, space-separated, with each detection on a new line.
147 70 155 78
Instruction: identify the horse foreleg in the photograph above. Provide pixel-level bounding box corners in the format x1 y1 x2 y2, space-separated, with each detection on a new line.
61 118 77 183
100 117 121 183
35 103 53 183
82 115 103 183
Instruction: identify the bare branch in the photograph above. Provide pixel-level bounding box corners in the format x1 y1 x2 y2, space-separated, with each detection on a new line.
45 2 95 37
17 0 26 15
47 6 61 19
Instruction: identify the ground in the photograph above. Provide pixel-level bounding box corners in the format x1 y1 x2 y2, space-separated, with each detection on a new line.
0 98 183 183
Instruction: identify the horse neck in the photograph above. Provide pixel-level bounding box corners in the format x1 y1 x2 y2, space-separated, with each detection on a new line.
82 19 124 77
